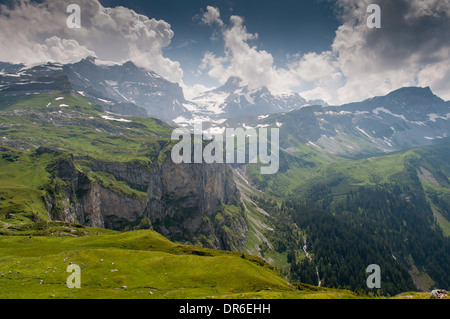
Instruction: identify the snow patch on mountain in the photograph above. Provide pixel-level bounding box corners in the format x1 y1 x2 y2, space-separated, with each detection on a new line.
428 113 450 122
101 114 132 122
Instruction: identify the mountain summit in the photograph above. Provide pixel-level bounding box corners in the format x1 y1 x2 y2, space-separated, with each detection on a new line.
63 57 194 121
179 76 326 128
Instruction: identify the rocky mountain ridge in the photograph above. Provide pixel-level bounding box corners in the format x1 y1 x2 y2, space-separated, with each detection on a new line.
222 86 450 157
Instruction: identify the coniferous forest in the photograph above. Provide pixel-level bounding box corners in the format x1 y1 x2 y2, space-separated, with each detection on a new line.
254 183 450 296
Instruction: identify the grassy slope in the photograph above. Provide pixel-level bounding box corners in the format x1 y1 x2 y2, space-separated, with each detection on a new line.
0 90 175 224
0 145 150 224
245 143 337 198
0 223 365 299
256 137 450 222
411 142 450 237
306 142 450 237
0 90 174 163
266 141 450 243
0 147 52 223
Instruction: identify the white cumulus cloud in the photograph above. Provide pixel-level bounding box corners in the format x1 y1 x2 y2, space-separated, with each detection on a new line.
0 0 183 83
201 6 224 27
199 10 299 94
198 2 450 104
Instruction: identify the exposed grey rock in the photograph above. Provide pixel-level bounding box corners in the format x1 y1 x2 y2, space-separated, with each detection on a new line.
430 289 448 299
43 149 247 251
63 57 194 121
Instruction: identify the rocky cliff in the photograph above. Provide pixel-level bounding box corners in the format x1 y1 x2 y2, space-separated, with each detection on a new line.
42 147 247 251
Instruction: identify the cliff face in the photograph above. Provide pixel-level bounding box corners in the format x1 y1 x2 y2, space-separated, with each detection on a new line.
44 149 247 251
145 159 247 250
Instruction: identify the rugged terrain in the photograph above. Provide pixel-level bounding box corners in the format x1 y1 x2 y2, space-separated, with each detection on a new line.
1 58 450 298
0 89 246 251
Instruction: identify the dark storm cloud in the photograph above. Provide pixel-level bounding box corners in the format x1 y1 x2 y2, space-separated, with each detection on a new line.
324 0 450 103
362 0 450 67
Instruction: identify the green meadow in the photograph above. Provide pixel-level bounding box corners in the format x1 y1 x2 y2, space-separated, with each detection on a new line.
0 223 367 299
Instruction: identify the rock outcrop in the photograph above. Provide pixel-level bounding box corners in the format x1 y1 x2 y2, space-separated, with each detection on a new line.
43 148 247 251
430 290 448 299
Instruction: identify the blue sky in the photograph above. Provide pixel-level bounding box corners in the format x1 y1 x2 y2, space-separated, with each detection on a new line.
98 0 341 88
99 0 339 53
1 0 450 104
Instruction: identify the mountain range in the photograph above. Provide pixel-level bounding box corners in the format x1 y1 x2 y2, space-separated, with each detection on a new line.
3 57 448 157
1 57 326 124
1 57 450 297
0 58 193 121
223 86 450 157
